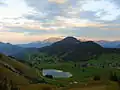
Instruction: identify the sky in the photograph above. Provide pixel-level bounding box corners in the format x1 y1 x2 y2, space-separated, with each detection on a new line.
0 0 120 44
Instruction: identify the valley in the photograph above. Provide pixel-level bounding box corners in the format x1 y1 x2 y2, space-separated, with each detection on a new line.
0 37 120 90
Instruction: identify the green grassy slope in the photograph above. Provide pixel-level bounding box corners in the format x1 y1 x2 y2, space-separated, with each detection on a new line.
0 53 43 85
0 53 120 90
0 65 29 85
88 53 120 68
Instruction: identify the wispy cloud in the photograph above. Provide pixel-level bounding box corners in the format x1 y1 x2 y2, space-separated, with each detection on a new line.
48 0 67 4
0 0 120 43
55 16 108 28
79 0 120 21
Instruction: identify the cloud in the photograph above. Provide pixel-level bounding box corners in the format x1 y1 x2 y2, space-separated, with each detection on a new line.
24 0 120 27
24 12 47 20
0 31 25 43
0 2 6 6
79 0 120 21
1 14 120 33
0 0 7 6
100 27 120 30
48 0 67 4
55 16 108 28
65 27 120 41
1 0 120 31
0 0 120 43
0 0 36 19
1 18 66 31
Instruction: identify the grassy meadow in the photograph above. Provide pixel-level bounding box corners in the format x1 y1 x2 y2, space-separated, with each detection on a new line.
0 53 120 90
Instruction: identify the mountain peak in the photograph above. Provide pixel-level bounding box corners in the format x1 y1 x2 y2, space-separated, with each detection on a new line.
61 37 80 43
43 37 62 43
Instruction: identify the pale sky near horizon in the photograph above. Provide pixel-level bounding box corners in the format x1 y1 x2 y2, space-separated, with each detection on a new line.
0 0 120 44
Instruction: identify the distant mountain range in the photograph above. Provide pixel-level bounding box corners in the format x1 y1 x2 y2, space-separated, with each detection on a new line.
0 42 23 55
17 38 120 48
0 37 119 61
96 40 120 48
0 38 62 58
0 38 62 60
117 44 120 48
18 37 62 48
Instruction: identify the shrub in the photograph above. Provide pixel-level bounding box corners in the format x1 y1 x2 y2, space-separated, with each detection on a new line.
45 75 53 79
110 72 118 81
93 75 100 81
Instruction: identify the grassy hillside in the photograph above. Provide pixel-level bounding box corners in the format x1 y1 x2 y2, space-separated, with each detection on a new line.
0 52 120 90
0 53 44 85
0 65 29 85
20 84 57 90
19 81 120 90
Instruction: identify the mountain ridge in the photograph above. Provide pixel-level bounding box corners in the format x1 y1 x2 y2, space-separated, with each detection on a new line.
96 40 120 48
39 37 103 61
18 37 62 48
0 42 23 55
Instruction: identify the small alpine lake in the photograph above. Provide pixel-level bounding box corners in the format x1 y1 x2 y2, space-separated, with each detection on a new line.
42 69 72 78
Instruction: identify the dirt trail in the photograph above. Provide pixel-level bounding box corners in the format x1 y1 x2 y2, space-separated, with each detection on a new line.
69 85 106 90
